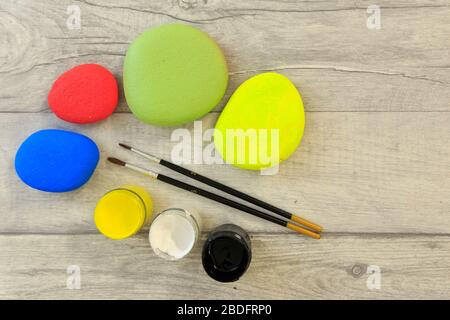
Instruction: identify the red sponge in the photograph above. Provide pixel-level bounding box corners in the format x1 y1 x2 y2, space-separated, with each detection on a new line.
48 64 118 124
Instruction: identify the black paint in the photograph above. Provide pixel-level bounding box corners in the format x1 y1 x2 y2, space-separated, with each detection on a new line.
202 224 252 283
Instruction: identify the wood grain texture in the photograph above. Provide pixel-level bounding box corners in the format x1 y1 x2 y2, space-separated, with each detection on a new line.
1 112 450 235
1 233 450 299
0 0 449 112
0 0 449 300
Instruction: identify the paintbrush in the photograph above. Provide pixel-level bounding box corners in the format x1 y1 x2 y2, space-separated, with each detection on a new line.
107 157 321 239
118 143 322 233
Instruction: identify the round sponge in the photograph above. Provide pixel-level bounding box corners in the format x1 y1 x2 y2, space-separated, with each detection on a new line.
123 24 228 126
48 64 118 124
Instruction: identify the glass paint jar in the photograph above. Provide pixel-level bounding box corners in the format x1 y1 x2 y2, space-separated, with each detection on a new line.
94 185 153 240
149 208 200 261
202 224 252 282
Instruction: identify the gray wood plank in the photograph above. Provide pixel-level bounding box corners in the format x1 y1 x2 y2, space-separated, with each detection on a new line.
0 0 449 301
1 233 449 299
1 112 450 234
0 0 449 112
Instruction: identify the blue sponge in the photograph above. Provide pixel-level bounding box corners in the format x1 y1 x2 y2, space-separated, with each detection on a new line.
15 129 99 192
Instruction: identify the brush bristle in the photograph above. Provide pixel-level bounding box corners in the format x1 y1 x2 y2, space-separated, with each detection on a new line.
107 157 126 166
118 143 132 150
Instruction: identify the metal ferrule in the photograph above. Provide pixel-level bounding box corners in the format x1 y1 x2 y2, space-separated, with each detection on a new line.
131 147 161 163
125 163 158 179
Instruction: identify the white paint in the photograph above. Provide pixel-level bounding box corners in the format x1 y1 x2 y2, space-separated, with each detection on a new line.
149 209 199 260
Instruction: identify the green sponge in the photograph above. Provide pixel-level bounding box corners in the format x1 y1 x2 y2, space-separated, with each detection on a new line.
123 24 228 126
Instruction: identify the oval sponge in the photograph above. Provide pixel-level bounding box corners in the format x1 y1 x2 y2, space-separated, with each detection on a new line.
48 64 118 124
123 24 228 126
214 72 305 170
15 129 99 192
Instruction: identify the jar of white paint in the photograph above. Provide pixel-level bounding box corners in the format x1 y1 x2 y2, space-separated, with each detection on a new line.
149 208 200 260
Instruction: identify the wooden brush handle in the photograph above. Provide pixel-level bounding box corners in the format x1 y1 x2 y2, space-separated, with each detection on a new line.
287 223 321 239
157 174 285 226
156 174 320 239
291 215 323 233
160 159 322 232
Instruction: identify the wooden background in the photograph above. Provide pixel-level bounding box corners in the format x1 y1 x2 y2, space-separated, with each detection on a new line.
0 0 449 299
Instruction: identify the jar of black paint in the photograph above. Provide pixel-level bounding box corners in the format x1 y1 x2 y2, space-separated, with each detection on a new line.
202 224 252 282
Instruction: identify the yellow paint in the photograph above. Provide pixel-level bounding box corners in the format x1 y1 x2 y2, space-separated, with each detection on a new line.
94 185 153 240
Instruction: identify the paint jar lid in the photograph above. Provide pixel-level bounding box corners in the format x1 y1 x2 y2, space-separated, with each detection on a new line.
94 187 149 240
202 224 252 282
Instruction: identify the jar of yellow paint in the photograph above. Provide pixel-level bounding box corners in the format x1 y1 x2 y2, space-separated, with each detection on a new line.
94 185 153 240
